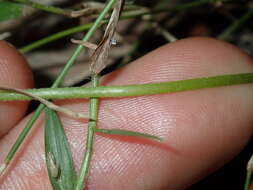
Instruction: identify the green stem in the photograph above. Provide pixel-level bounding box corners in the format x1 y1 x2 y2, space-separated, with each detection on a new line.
0 73 252 101
244 170 252 190
245 155 253 190
75 75 99 190
218 8 253 40
19 0 227 53
8 0 71 16
19 22 97 53
4 104 44 164
3 0 116 166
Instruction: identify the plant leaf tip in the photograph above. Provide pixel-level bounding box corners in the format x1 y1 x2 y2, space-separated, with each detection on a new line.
247 155 253 171
155 137 163 142
0 163 7 176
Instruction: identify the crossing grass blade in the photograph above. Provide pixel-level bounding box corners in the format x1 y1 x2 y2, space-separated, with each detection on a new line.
95 128 162 142
44 108 77 190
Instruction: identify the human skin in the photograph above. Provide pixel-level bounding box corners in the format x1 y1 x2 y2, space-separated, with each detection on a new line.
0 37 252 189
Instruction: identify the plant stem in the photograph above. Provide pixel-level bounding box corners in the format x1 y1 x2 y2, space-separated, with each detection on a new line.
244 170 252 190
4 104 44 164
0 73 252 101
8 0 71 16
245 155 253 190
19 0 227 53
19 22 96 53
75 75 99 190
2 0 116 171
218 8 253 40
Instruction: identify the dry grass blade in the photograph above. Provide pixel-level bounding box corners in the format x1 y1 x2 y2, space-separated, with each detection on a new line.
0 86 88 119
45 108 77 190
71 39 98 50
70 2 104 17
90 0 125 74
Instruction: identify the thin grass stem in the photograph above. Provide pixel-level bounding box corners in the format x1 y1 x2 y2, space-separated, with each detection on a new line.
218 8 253 40
9 0 71 16
19 22 95 53
245 155 253 190
244 170 252 190
0 73 252 101
19 0 227 53
75 75 100 190
2 0 116 173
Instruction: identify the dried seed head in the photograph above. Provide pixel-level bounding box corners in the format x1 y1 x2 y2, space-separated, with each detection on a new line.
47 152 60 178
90 0 124 74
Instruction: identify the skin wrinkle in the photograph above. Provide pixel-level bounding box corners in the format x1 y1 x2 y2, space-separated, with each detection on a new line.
88 142 129 189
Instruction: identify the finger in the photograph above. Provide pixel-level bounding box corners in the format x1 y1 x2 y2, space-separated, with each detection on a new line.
0 41 33 137
0 37 252 190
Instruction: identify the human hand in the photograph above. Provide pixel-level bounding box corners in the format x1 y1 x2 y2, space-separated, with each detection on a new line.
0 37 252 189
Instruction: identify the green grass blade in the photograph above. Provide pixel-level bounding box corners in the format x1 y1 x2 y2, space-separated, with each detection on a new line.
244 170 252 190
0 73 252 101
44 108 77 190
96 128 162 142
245 155 253 190
10 0 70 16
0 1 23 21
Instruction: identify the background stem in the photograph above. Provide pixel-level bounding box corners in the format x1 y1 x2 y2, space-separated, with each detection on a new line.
244 170 252 190
19 0 227 53
9 0 71 16
218 8 253 40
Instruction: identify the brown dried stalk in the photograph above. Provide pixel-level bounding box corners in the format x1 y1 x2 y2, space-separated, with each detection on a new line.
71 39 98 50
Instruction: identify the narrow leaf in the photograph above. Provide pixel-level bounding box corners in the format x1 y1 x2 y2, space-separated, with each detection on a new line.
0 1 23 21
44 108 77 190
95 128 162 142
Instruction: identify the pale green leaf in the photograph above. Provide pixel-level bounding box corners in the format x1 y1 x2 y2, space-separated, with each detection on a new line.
44 108 77 190
96 128 162 142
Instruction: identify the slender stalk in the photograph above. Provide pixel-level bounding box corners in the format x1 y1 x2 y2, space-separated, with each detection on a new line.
2 0 116 171
4 104 44 164
76 0 123 187
19 0 227 53
244 170 252 190
75 75 100 190
19 22 95 53
8 0 71 16
218 8 253 40
245 155 253 190
0 73 252 101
